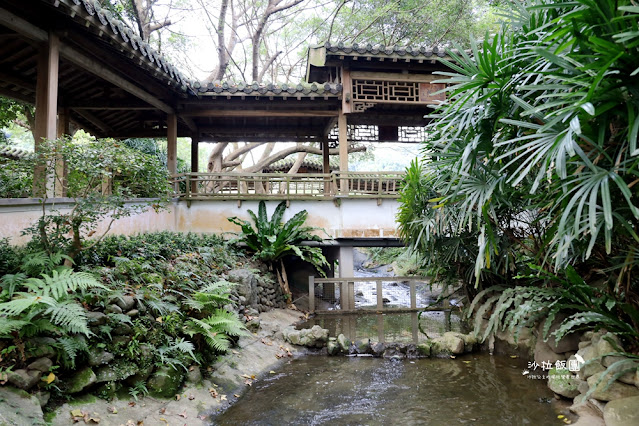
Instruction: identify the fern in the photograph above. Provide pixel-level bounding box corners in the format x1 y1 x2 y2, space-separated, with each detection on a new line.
0 317 29 337
55 336 88 369
0 273 27 299
186 309 248 353
45 301 91 335
24 269 105 299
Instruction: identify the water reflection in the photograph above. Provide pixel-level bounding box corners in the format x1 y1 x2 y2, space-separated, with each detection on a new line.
301 311 465 344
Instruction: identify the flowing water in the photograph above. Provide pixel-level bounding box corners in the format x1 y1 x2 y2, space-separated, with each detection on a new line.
211 354 559 425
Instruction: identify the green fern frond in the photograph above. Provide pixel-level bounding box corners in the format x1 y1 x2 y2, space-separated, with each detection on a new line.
204 333 232 352
145 300 180 315
33 269 105 300
107 313 133 325
19 318 60 338
44 301 91 336
55 336 88 369
203 309 249 337
0 317 29 337
0 294 57 316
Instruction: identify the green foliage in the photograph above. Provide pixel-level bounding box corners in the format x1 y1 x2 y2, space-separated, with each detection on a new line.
228 201 329 275
23 138 170 261
0 155 33 198
468 266 639 346
396 0 639 346
323 0 498 47
185 309 248 353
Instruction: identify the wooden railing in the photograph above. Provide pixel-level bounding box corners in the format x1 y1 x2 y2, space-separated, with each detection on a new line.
170 171 404 200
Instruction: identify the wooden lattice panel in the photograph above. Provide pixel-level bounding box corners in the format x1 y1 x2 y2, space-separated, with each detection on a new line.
352 80 420 103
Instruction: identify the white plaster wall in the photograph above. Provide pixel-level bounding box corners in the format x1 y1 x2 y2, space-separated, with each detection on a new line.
173 199 400 239
0 198 400 245
0 198 176 245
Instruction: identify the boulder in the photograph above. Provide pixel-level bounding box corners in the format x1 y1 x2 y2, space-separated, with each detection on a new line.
87 348 115 366
228 269 259 308
114 295 136 311
337 334 350 352
95 361 137 383
28 337 56 358
541 314 581 353
67 367 97 393
587 371 639 401
27 357 53 373
147 365 184 398
105 304 123 314
125 365 154 386
603 395 639 426
0 386 45 425
354 338 371 354
574 345 603 380
7 369 42 390
327 338 340 356
112 322 133 336
86 311 107 326
417 342 431 357
534 338 566 366
440 332 465 355
547 368 580 398
371 342 386 357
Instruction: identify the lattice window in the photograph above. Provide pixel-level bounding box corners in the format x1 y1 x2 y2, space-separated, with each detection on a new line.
398 126 427 143
328 124 425 144
352 80 420 103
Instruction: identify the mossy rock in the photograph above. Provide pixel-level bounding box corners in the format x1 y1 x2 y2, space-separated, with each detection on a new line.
67 367 97 394
0 386 45 425
147 365 185 398
417 342 432 357
547 368 580 398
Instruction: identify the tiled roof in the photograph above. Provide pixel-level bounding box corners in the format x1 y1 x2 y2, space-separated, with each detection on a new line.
51 0 193 92
322 42 452 59
263 154 339 172
194 81 342 97
0 146 34 160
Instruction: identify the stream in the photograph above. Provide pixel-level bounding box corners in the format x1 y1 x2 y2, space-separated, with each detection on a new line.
210 254 559 424
211 354 559 425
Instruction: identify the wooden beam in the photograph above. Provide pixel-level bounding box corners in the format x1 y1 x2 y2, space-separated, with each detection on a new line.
167 113 177 175
182 109 338 118
33 32 59 197
58 44 174 114
0 71 35 91
180 115 198 132
0 7 174 116
72 109 112 134
350 71 438 83
0 7 48 42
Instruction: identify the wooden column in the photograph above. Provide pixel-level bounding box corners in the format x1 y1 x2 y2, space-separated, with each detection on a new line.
55 107 70 197
322 137 330 195
338 109 348 195
33 32 60 197
167 114 177 175
190 133 199 194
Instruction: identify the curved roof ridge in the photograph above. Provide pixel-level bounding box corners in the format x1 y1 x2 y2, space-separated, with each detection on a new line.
53 0 195 93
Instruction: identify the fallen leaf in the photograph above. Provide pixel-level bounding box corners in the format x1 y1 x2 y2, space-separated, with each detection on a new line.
209 388 218 398
128 402 136 407
449 355 456 359
220 395 227 401
178 411 188 419
269 371 276 374
43 372 56 384
462 361 471 364
108 407 118 414
159 408 166 415
510 355 518 359
233 394 240 398
159 418 168 424
241 374 252 379
70 410 83 418
244 379 253 386
188 394 195 400
175 394 181 401
232 350 239 354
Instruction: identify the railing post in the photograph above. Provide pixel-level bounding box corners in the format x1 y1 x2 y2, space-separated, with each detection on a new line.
410 279 417 309
309 276 315 313
376 279 383 311
184 173 191 199
340 280 348 311
348 281 355 310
